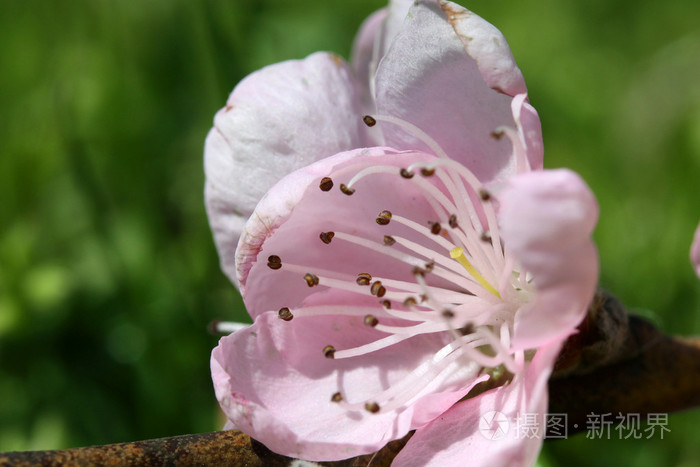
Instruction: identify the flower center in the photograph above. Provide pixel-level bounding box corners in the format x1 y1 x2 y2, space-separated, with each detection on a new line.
263 115 533 414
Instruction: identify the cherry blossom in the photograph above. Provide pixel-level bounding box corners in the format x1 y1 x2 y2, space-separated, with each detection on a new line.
206 1 599 465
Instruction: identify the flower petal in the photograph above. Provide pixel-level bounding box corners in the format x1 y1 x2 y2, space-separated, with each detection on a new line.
350 7 386 116
212 309 484 461
393 342 560 467
374 0 533 183
235 147 440 307
205 52 369 285
691 222 700 279
497 169 599 349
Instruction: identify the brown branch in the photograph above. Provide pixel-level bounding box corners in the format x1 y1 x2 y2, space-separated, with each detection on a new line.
2 290 699 465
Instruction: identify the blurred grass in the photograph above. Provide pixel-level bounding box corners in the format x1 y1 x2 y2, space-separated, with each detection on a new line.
0 0 698 464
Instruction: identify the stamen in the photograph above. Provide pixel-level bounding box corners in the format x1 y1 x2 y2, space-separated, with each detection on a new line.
331 392 343 402
304 273 320 287
450 247 501 298
383 235 396 246
364 402 380 413
356 272 372 286
323 345 336 359
267 255 282 270
319 177 334 192
380 300 391 309
364 315 379 327
208 320 249 334
478 188 491 201
362 115 377 127
277 307 293 321
448 214 458 229
339 184 355 195
420 167 435 177
429 222 442 235
367 114 449 159
400 168 414 179
376 210 392 225
319 231 335 244
370 281 386 297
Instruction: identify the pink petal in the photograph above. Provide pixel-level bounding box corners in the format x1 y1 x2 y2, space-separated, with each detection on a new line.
496 169 599 349
374 0 534 183
691 222 700 279
212 309 484 461
205 52 369 286
393 341 561 467
235 147 440 306
350 7 386 116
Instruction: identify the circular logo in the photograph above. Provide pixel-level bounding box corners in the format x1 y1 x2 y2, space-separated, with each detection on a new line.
479 410 509 440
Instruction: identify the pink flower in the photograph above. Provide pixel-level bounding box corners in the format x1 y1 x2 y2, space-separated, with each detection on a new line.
206 1 599 465
692 223 700 279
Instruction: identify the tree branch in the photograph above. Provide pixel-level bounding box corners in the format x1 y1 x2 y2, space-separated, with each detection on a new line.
2 291 699 465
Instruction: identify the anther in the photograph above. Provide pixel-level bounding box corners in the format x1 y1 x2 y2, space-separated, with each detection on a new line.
319 231 335 244
365 402 381 413
364 315 379 327
277 307 293 321
448 214 458 229
478 188 491 201
370 281 386 297
403 297 417 307
376 210 392 225
362 115 377 127
356 272 372 286
399 168 414 179
340 184 355 195
304 273 320 287
491 129 505 139
380 300 391 309
429 222 442 235
319 177 334 192
442 309 455 319
420 167 435 177
383 235 396 246
331 392 343 403
458 323 475 336
412 266 425 277
323 345 336 359
480 231 492 243
424 261 435 273
267 255 282 270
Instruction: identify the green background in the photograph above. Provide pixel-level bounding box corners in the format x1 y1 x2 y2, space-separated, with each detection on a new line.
1 0 698 465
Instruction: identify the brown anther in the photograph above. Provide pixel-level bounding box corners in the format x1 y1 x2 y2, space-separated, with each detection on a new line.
448 214 458 229
319 231 335 244
458 323 475 336
403 297 417 307
207 319 221 335
363 115 377 127
331 392 343 403
376 210 392 225
420 167 435 177
383 235 396 246
478 188 491 201
304 273 320 287
442 309 455 319
412 266 425 277
420 294 428 303
424 261 435 273
277 307 293 321
323 345 336 359
370 281 386 297
491 129 505 139
319 177 334 192
267 255 282 270
380 300 391 309
430 222 442 235
364 315 379 327
480 231 492 243
365 402 381 413
400 168 415 179
340 184 355 195
356 272 372 286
